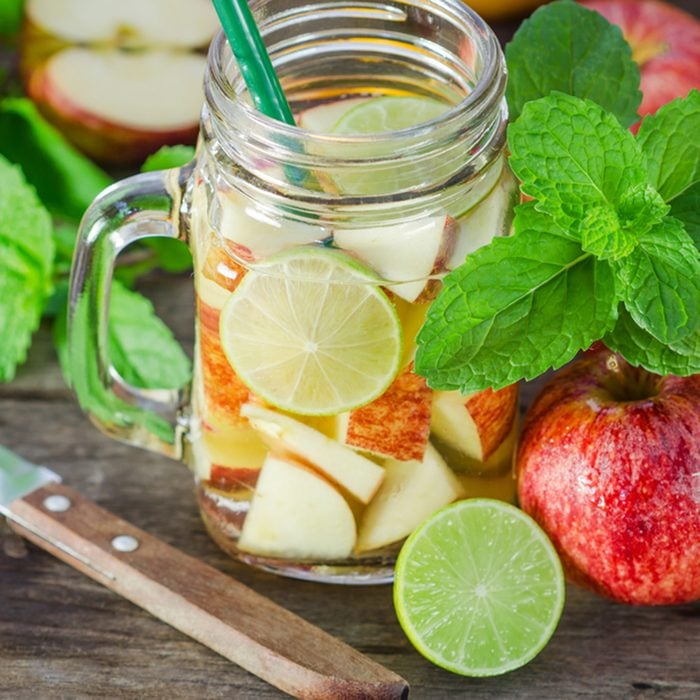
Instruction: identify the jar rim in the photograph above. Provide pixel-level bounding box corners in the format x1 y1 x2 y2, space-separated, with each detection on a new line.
204 0 505 150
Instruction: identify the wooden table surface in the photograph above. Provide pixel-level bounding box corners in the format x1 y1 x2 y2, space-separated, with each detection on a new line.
2 3 700 698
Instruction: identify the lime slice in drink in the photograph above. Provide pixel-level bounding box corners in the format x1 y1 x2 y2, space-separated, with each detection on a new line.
328 96 450 196
219 248 402 416
331 96 448 134
394 499 565 677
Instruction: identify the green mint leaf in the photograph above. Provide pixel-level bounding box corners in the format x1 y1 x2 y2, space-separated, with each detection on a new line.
109 281 191 389
604 307 700 376
52 299 177 445
636 90 700 202
614 217 700 345
0 0 23 38
131 147 196 274
141 238 193 274
505 0 641 127
141 145 195 173
0 98 112 220
508 93 648 237
415 213 618 392
580 204 635 260
617 182 670 234
0 155 54 381
670 182 700 250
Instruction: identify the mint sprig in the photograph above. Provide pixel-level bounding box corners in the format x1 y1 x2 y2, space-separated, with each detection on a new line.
505 0 641 127
416 92 700 392
415 203 617 391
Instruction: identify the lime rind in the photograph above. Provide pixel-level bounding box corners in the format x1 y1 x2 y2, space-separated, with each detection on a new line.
219 247 402 416
394 499 565 677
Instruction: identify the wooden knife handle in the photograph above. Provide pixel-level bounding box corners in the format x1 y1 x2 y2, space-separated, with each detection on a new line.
7 482 409 699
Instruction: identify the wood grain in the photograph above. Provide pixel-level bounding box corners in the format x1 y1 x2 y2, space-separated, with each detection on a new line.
6 483 407 699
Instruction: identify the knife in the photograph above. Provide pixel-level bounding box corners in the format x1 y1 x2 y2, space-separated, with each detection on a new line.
0 444 409 699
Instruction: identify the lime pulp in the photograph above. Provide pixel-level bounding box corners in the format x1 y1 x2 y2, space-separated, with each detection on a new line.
394 499 565 677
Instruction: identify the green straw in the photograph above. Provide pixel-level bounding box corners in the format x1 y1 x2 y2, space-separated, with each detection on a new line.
212 0 296 126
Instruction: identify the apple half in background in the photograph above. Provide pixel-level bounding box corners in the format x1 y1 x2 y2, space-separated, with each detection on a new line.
431 383 519 467
238 454 357 560
22 0 219 165
355 443 464 554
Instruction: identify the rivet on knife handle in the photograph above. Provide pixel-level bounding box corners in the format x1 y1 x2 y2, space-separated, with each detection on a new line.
4 481 409 699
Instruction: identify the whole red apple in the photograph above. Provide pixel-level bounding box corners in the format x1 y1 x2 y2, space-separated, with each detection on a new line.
580 0 700 127
517 349 700 605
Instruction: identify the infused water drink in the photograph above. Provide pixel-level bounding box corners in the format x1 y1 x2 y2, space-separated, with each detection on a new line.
188 85 519 582
67 0 519 583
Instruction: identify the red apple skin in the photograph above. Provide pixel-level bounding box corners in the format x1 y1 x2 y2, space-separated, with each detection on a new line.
26 60 199 166
517 350 700 605
581 0 700 127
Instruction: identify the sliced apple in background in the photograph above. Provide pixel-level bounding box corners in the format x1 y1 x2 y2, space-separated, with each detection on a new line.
333 367 432 462
25 0 218 47
217 190 329 263
431 383 519 466
448 164 518 269
241 403 385 504
297 97 371 132
22 0 218 165
333 215 457 303
238 454 357 560
355 444 464 554
26 48 204 165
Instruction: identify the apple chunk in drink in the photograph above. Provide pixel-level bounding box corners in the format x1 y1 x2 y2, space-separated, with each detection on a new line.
185 95 518 578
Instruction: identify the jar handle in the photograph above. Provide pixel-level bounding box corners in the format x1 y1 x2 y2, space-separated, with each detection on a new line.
67 166 192 460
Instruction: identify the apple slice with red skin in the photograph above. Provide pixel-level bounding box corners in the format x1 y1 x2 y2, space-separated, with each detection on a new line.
430 383 519 466
517 349 700 605
334 366 432 462
581 0 700 128
26 48 204 165
196 299 253 429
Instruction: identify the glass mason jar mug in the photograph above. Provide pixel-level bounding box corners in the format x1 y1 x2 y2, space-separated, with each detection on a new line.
68 0 519 583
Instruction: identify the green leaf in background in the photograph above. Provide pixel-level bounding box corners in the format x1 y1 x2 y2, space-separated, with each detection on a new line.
604 307 700 376
141 145 195 173
670 183 700 250
613 217 700 345
108 281 191 390
139 145 195 273
0 0 23 38
636 90 700 202
415 206 618 392
0 98 112 220
505 0 641 127
0 154 54 380
52 297 178 446
508 94 648 237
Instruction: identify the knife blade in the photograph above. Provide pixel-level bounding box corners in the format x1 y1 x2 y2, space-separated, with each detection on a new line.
0 445 409 699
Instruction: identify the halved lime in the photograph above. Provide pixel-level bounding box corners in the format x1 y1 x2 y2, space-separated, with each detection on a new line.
394 499 565 677
219 248 402 416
